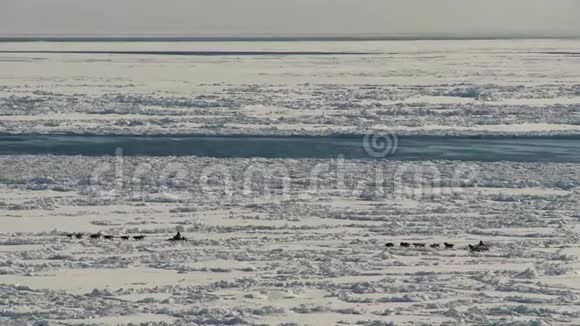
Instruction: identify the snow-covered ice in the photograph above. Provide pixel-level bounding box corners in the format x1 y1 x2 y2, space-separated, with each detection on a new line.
0 40 579 136
0 39 579 325
0 156 579 325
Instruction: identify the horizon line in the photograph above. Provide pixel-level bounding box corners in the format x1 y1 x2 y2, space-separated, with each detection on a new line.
1 33 579 42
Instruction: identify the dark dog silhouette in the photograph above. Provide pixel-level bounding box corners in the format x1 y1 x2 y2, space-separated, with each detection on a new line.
133 235 145 241
444 242 454 249
103 235 114 240
400 242 411 248
120 236 130 240
385 242 395 248
430 243 440 248
89 233 101 240
413 243 426 248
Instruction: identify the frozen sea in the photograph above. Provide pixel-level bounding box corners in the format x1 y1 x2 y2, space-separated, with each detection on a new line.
0 39 579 326
0 39 579 136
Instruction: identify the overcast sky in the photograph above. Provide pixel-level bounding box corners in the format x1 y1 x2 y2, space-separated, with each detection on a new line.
1 0 579 37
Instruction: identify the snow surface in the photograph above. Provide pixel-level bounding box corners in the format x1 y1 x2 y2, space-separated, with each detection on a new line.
0 156 579 325
0 40 579 136
0 39 579 325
